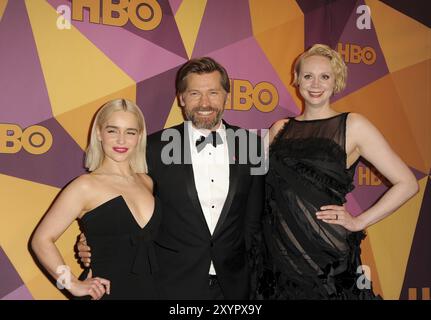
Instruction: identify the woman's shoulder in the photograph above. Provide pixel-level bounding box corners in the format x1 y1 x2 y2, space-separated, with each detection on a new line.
136 173 154 191
53 174 99 207
67 174 99 194
269 118 290 144
270 118 290 136
346 112 375 130
271 118 290 130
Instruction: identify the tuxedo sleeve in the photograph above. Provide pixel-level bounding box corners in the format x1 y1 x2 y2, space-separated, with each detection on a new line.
243 132 266 299
244 132 264 251
244 172 264 251
245 167 264 299
146 133 160 194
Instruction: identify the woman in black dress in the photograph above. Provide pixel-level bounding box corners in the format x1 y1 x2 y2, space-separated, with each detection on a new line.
256 44 418 299
31 99 161 299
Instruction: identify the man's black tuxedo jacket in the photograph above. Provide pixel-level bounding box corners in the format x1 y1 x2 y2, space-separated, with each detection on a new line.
147 121 264 299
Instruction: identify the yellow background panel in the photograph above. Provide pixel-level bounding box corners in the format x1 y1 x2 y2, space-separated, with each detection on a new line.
360 235 383 298
366 0 431 73
254 19 304 110
250 0 303 35
25 0 135 117
0 174 82 300
390 60 431 172
0 0 8 22
367 177 426 299
175 0 207 58
164 97 184 129
333 74 426 173
55 84 136 150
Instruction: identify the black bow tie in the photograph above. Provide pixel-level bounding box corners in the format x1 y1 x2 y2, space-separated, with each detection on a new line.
195 131 223 152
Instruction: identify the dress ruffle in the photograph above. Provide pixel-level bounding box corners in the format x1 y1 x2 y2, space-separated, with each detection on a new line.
253 114 381 300
254 230 381 300
271 138 355 204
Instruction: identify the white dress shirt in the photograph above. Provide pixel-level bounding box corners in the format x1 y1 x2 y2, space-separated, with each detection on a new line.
187 121 230 275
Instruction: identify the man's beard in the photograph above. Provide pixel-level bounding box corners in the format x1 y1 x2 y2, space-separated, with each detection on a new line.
185 107 224 130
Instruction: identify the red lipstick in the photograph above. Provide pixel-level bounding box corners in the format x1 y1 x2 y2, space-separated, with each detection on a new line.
113 147 128 153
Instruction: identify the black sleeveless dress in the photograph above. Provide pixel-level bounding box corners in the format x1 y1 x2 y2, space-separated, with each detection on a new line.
257 113 381 300
78 195 161 299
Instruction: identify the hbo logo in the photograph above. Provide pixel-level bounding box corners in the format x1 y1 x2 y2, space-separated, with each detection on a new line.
337 43 376 65
227 79 279 113
0 124 53 155
72 0 162 31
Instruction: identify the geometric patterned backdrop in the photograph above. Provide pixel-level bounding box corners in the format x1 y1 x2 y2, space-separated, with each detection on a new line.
0 0 429 299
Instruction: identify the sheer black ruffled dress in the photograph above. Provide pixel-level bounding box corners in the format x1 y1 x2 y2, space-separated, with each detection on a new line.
256 113 381 300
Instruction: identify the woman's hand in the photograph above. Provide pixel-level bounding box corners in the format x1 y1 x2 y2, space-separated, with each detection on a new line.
77 233 92 267
69 276 110 300
316 205 365 232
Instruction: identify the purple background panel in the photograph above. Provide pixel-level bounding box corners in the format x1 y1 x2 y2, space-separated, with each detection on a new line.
400 176 431 299
334 0 390 101
137 66 182 134
298 0 358 49
345 193 364 217
168 0 183 15
205 37 298 129
122 0 188 59
192 0 253 57
1 284 33 300
296 0 331 14
0 117 86 188
0 0 52 127
0 246 24 297
350 161 390 211
48 0 187 83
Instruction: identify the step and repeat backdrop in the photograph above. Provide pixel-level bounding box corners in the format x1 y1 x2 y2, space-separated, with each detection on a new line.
0 0 429 300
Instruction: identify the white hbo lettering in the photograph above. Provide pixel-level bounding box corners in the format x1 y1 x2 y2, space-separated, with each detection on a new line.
56 265 71 290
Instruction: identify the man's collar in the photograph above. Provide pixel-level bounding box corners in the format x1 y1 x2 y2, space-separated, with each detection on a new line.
187 121 226 142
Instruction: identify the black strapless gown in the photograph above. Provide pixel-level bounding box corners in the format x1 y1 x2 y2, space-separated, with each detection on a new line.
78 195 161 299
255 113 381 300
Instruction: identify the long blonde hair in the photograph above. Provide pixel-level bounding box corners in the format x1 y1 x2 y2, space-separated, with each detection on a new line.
85 99 148 173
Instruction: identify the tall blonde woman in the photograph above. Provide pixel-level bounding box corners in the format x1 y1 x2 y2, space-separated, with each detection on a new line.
32 99 161 299
255 44 418 299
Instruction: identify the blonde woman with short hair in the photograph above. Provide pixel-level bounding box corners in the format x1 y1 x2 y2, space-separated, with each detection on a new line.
254 44 418 300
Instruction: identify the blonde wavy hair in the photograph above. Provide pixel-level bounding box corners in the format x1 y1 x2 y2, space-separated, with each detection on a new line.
85 99 148 173
292 44 347 94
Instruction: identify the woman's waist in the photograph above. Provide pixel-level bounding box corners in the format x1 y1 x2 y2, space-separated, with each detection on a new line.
267 166 349 206
269 157 354 192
